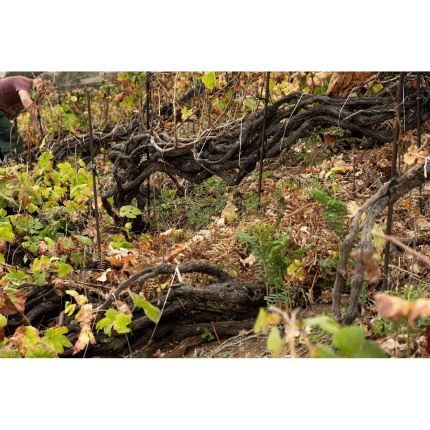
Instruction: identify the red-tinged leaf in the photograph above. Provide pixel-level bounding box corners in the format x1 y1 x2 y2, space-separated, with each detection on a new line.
73 326 96 355
38 240 48 256
0 289 26 316
113 300 132 316
9 325 40 356
375 294 430 326
351 250 380 283
75 304 95 325
75 295 88 307
375 294 411 320
408 299 430 326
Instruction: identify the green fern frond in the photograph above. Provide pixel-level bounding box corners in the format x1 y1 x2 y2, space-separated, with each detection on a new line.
306 179 348 238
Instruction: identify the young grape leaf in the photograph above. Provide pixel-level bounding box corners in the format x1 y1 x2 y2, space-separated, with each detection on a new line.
42 326 72 354
119 205 142 219
202 72 216 90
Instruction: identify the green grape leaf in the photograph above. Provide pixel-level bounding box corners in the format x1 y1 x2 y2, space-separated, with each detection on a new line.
0 349 21 358
42 326 72 354
371 83 383 94
130 292 160 323
202 72 216 90
37 152 54 171
0 314 7 328
96 308 132 336
74 235 93 246
0 223 15 242
65 289 79 298
33 270 47 287
306 315 340 335
64 301 76 317
113 312 132 334
310 344 337 358
357 340 387 358
96 316 113 337
56 262 73 278
332 326 366 357
26 345 57 358
181 106 192 120
119 205 142 219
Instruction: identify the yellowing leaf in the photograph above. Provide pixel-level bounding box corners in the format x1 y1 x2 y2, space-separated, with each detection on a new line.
254 308 268 334
267 313 281 325
404 145 428 166
96 268 114 283
267 326 283 358
220 201 238 224
324 166 352 179
202 72 216 90
346 201 361 219
73 326 95 355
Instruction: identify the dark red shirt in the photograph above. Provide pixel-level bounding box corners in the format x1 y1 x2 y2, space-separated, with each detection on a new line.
0 76 33 119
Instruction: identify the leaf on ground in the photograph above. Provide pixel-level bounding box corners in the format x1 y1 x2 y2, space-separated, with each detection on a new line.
219 201 238 224
96 268 114 283
404 145 429 166
240 254 256 268
346 201 361 219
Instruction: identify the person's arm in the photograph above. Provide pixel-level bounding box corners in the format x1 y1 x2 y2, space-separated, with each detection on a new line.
18 90 42 136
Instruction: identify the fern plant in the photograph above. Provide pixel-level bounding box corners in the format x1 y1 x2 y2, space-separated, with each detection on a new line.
237 223 304 308
306 178 348 238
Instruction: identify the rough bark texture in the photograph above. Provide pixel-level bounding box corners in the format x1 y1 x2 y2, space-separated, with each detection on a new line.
46 76 430 218
6 262 265 357
332 164 429 323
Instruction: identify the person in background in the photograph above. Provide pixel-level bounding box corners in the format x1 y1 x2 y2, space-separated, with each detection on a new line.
0 72 53 159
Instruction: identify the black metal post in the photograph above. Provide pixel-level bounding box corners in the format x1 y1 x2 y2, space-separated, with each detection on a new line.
258 72 270 208
86 91 103 264
382 72 406 290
